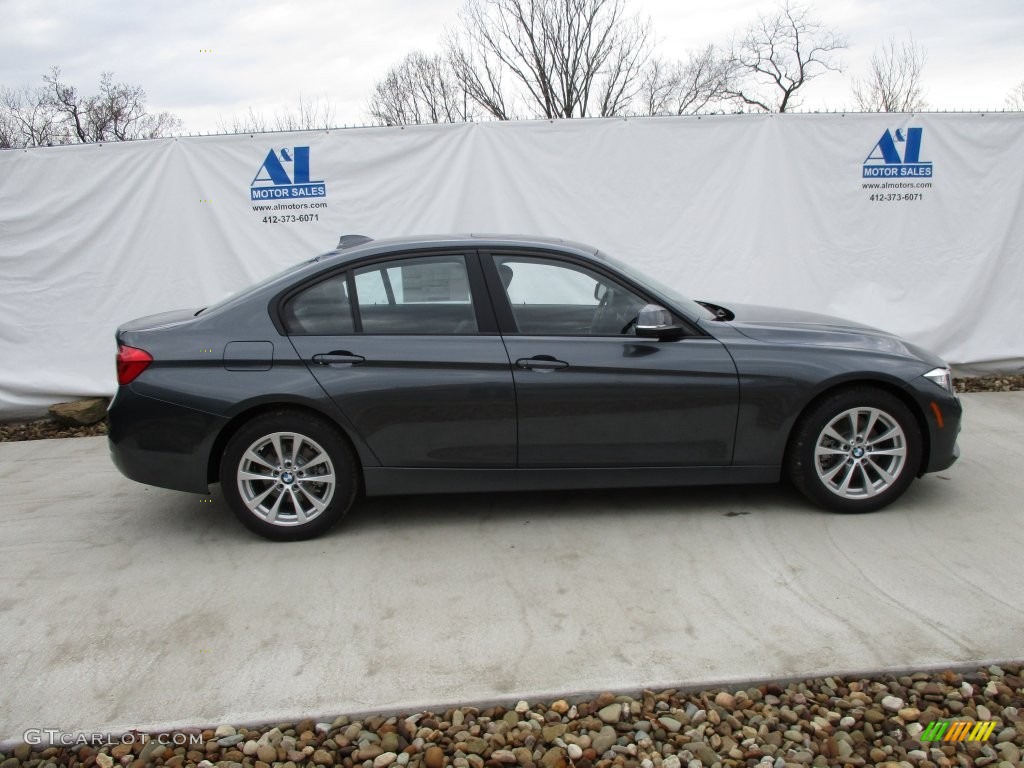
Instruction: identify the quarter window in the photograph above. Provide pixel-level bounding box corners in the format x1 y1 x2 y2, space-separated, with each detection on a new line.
353 255 478 334
282 273 354 335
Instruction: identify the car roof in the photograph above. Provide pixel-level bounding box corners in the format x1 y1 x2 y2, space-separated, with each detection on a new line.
313 233 601 267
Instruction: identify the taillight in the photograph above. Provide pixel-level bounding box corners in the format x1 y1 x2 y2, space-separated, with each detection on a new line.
116 344 153 385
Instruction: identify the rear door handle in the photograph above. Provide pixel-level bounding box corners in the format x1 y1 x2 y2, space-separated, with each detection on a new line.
312 350 365 366
515 355 569 371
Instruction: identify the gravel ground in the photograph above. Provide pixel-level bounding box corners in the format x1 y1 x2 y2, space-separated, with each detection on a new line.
2 665 1021 768
1 376 1022 443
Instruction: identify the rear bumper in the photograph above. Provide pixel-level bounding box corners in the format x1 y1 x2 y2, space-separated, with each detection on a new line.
107 386 227 494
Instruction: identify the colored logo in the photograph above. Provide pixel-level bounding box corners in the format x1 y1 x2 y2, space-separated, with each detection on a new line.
863 128 933 179
920 720 997 743
251 147 327 200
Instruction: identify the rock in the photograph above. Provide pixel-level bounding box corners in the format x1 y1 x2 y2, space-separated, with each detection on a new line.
214 726 237 739
692 744 719 766
218 734 245 747
597 704 621 724
881 695 904 712
864 709 886 724
375 752 398 768
464 737 487 755
490 750 517 764
658 716 683 733
996 727 1017 743
96 754 114 768
661 756 681 768
898 707 920 721
111 743 133 760
516 701 531 714
592 726 617 755
242 740 259 756
977 705 992 721
139 741 166 763
714 691 735 709
551 700 569 715
256 744 278 763
48 397 109 426
358 744 384 761
567 744 582 760
542 724 566 742
539 747 565 768
995 742 1021 764
312 749 334 766
425 746 446 768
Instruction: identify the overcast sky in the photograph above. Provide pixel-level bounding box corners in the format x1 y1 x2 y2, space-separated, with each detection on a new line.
1 0 1021 132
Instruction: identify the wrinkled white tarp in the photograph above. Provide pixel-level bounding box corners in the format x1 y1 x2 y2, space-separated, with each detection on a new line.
1 113 1022 418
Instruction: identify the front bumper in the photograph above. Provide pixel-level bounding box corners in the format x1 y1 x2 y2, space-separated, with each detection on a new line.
909 381 962 475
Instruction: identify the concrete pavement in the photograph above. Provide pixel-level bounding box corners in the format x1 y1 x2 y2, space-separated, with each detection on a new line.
1 392 1022 743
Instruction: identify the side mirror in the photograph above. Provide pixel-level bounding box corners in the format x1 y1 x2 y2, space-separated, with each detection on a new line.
635 304 684 340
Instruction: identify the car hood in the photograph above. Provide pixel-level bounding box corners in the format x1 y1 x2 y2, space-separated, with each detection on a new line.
118 308 202 333
707 302 940 363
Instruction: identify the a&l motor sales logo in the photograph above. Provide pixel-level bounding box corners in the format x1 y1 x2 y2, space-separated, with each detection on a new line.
250 146 327 200
863 127 933 179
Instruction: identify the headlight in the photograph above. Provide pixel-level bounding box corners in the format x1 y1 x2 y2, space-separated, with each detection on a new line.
923 367 954 394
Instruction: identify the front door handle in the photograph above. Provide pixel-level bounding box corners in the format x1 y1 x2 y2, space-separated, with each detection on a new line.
312 350 365 366
515 355 569 371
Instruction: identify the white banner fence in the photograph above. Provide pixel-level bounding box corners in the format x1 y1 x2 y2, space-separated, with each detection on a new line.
1 112 1022 418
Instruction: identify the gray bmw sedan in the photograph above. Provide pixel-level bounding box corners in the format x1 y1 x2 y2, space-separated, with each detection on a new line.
109 234 961 540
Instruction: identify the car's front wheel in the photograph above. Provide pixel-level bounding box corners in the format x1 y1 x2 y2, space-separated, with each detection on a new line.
787 387 922 513
220 410 358 540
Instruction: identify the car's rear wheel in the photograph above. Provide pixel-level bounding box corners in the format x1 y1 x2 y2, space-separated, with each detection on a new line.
219 410 358 540
787 387 922 513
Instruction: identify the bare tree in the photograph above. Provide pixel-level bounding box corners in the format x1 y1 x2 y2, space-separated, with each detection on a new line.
217 107 270 134
219 95 338 134
852 36 927 112
368 51 476 125
447 29 513 120
641 45 733 116
1007 80 1024 110
44 67 181 142
725 1 847 113
0 84 62 148
272 95 337 131
1 68 180 148
445 0 653 119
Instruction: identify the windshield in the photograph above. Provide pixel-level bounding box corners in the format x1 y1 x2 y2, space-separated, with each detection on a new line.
596 250 717 322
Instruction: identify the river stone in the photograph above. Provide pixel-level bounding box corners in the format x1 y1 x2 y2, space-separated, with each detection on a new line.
424 746 445 768
881 695 904 712
592 726 617 755
312 749 334 766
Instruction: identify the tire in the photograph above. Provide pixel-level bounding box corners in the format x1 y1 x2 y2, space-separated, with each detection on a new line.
786 387 922 513
219 409 358 541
